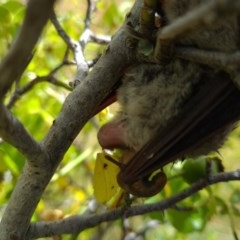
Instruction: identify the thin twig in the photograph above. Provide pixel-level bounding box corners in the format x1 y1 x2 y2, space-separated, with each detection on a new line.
7 62 73 109
90 34 111 44
84 0 93 30
50 11 76 48
51 10 89 84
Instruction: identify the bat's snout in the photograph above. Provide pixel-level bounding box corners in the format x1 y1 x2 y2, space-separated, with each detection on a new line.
97 119 127 150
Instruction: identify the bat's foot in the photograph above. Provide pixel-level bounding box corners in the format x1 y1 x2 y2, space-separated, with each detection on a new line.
125 0 174 65
117 170 167 198
205 156 224 182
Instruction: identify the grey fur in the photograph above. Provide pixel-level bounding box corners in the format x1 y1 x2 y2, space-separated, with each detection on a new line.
118 60 200 150
116 0 239 154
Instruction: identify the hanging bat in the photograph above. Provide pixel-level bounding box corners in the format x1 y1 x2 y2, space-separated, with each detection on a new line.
97 0 240 197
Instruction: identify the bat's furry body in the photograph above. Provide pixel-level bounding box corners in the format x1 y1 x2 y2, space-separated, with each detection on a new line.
117 61 231 154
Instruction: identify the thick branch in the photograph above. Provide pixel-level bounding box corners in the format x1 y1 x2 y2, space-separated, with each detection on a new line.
0 0 55 101
27 169 240 238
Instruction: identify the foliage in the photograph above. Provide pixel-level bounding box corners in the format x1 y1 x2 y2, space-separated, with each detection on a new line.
0 0 239 239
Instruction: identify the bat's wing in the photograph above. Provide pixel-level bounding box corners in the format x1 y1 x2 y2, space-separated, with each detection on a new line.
120 71 240 185
91 81 121 117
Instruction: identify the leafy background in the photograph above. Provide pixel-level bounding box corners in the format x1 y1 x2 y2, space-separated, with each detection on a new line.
0 0 239 239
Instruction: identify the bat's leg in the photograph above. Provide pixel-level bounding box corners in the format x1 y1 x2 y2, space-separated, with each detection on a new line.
175 48 240 90
127 1 240 65
139 0 158 37
153 0 240 92
205 157 224 182
175 47 240 71
154 1 240 64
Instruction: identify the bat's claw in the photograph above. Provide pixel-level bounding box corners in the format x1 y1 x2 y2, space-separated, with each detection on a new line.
118 171 167 198
125 0 174 65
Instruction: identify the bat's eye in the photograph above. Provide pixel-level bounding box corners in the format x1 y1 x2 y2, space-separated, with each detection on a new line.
117 171 167 197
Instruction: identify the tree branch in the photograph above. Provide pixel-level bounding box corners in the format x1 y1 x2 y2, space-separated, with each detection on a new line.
0 105 43 161
27 169 240 238
7 67 73 109
50 10 89 85
0 0 55 101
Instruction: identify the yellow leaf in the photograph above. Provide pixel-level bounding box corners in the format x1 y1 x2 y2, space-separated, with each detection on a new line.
93 152 120 204
107 188 125 209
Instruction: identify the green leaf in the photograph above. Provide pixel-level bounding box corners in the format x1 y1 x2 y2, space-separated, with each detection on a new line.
167 208 203 233
52 148 93 181
167 206 209 233
182 157 207 184
230 189 240 216
148 210 165 222
215 196 229 215
1 1 24 14
0 6 11 22
0 142 24 176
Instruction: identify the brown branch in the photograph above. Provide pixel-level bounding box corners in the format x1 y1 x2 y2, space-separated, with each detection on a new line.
0 0 55 101
27 169 240 238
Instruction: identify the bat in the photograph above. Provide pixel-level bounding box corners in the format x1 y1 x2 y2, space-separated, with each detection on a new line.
97 0 240 197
